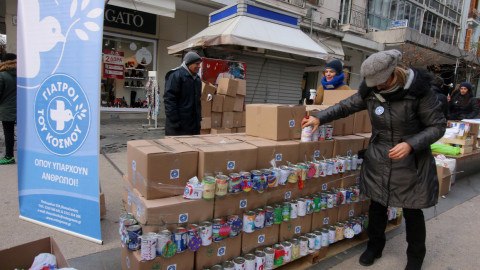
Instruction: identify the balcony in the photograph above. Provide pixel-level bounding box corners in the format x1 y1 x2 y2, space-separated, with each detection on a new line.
253 0 307 16
280 0 306 8
340 4 367 34
467 8 480 28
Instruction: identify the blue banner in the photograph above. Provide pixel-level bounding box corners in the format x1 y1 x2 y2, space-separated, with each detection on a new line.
17 0 104 243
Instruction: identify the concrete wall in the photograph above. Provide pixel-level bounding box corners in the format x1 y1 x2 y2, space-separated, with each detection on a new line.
343 47 365 89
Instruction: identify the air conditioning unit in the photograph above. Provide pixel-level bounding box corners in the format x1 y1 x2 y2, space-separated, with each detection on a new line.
326 17 339 29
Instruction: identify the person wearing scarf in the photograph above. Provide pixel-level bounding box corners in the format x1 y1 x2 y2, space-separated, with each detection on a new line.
313 59 351 104
302 49 446 270
448 82 480 120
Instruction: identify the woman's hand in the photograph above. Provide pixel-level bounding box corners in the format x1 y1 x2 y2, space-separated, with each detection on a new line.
301 116 320 133
389 142 412 159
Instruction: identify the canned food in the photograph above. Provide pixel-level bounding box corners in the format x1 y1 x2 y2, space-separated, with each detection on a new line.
287 165 299 183
335 222 345 242
281 241 292 262
338 158 346 173
299 236 308 256
156 230 172 256
244 253 256 270
228 215 242 237
268 168 279 188
252 170 267 193
313 195 321 212
325 125 333 140
173 227 188 253
328 226 336 244
289 199 298 219
301 125 313 142
291 238 300 259
306 233 316 253
126 225 142 250
306 162 316 179
202 176 216 200
187 224 202 250
320 228 329 247
313 231 322 250
255 251 266 270
228 173 242 194
274 204 283 224
233 257 246 270
140 232 157 260
210 265 223 270
222 261 235 270
332 159 339 174
199 221 213 246
119 213 134 236
212 218 223 242
254 208 265 230
319 125 326 140
264 247 275 270
282 202 291 221
326 160 334 175
243 211 256 233
297 198 306 217
265 206 274 227
313 161 321 178
278 165 290 185
215 174 229 197
297 163 308 182
240 171 253 192
273 244 284 266
305 196 314 214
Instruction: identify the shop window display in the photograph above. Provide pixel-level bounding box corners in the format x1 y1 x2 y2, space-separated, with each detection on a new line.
101 34 155 109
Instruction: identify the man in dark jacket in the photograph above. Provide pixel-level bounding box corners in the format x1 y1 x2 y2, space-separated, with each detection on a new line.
448 82 480 120
164 52 202 136
0 53 17 165
431 77 448 119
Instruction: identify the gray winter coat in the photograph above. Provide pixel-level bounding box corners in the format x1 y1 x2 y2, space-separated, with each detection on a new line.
0 60 17 122
313 69 446 209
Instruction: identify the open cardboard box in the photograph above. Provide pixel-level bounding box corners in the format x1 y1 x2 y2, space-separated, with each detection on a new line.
0 237 69 269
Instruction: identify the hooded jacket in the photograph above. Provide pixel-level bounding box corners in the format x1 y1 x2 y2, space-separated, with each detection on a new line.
164 64 202 136
313 68 446 209
448 89 480 120
0 59 17 122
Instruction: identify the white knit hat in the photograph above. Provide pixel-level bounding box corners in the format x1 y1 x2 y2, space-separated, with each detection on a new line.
360 49 402 87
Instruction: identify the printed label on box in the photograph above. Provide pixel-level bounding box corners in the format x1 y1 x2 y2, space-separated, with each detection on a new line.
137 205 142 217
289 120 295 127
127 195 131 206
276 153 283 161
240 199 248 209
167 265 177 270
295 226 301 234
314 150 320 158
170 169 179 179
218 246 226 256
179 213 188 223
356 177 360 184
349 210 354 217
322 184 327 191
323 217 329 224
258 234 265 243
132 160 136 170
285 191 292 200
227 161 236 170
126 256 130 268
347 150 352 157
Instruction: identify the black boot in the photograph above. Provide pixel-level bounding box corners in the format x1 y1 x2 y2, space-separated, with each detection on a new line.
359 200 388 266
404 208 426 270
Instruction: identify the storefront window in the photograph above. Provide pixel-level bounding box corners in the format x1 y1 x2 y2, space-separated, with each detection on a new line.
101 32 156 109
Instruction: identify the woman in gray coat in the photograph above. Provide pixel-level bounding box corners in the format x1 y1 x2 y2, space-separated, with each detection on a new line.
302 50 446 270
0 53 17 165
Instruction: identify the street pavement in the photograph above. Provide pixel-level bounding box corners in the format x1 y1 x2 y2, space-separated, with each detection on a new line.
1 118 480 270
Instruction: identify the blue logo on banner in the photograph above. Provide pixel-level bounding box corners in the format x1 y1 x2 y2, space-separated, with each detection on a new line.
258 235 265 243
227 161 235 170
218 247 226 256
34 74 90 156
170 169 179 179
295 226 301 234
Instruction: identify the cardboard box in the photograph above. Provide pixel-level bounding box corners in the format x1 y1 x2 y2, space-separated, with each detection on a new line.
223 95 236 112
311 207 339 230
265 183 302 205
201 100 212 118
0 237 69 269
329 114 355 136
212 112 222 129
214 191 268 218
246 104 306 141
201 129 211 135
201 117 212 130
241 224 280 253
244 138 299 169
212 95 224 112
237 127 246 133
332 135 366 157
222 112 234 129
341 172 361 188
279 215 312 242
353 110 372 133
233 112 243 128
298 140 334 161
355 133 372 149
100 192 106 219
195 236 241 270
235 79 246 96
230 128 237 133
211 128 232 134
121 245 194 270
202 81 216 101
242 111 246 126
127 139 199 199
234 95 245 112
322 90 358 105
337 202 363 221
217 78 238 97
436 165 451 196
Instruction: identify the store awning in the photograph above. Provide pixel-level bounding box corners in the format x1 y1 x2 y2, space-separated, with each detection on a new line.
310 32 344 59
167 15 329 60
108 0 175 18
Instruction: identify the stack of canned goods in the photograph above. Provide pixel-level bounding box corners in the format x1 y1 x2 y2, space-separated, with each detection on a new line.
301 124 334 142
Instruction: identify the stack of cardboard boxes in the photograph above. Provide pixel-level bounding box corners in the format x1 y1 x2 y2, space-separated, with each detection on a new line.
201 78 246 135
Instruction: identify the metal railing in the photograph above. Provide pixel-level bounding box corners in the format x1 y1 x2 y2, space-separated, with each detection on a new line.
341 4 366 29
469 8 480 23
280 0 306 8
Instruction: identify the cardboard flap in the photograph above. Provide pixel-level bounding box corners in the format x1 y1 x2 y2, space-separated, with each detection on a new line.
323 90 358 105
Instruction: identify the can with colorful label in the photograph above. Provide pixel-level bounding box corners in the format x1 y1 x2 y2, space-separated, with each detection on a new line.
351 155 358 171
265 206 274 227
291 238 300 259
306 233 316 253
173 227 188 253
332 159 339 174
212 218 223 242
273 244 284 266
240 171 253 192
313 195 321 212
126 225 142 250
228 215 242 237
289 199 298 219
254 251 266 270
244 253 256 270
199 221 212 246
297 163 308 182
305 196 314 214
320 228 329 247
243 211 256 233
156 230 172 256
278 166 290 185
320 193 328 210
301 125 313 142
264 247 275 270
299 236 308 256
215 174 229 197
319 125 326 140
313 231 322 250
254 208 265 230
274 204 283 224
252 170 267 193
338 158 346 173
287 165 299 183
282 202 291 221
313 161 321 177
268 168 279 188
325 125 333 140
328 226 336 244
202 176 216 200
228 173 242 194
319 161 327 177
233 257 246 270
140 232 157 260
327 192 334 208
346 157 352 171
281 241 292 263
306 162 316 179
326 160 334 175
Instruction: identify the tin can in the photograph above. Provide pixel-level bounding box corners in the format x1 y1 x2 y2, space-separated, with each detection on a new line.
264 247 275 270
278 165 290 185
281 241 292 262
289 199 298 219
299 236 308 256
244 253 256 270
350 186 359 202
318 161 327 177
173 227 188 253
325 125 333 140
252 170 267 193
212 218 223 242
229 173 242 194
228 215 242 237
140 233 157 260
345 188 352 204
233 257 246 270
255 251 266 270
119 213 134 236
240 171 253 192
334 222 345 242
282 202 291 221
319 125 326 140
346 157 352 171
199 221 213 246
210 265 223 270
268 168 279 188
273 244 284 266
351 155 358 171
301 125 313 142
320 228 329 247
297 198 307 217
202 176 216 200
121 217 137 244
215 174 229 197
265 206 274 227
274 204 283 224
357 158 363 170
319 193 327 210
328 226 336 244
332 158 339 174
313 231 322 250
327 192 334 208
313 161 321 177
306 233 316 253
326 160 334 175
187 224 200 243
312 127 320 141
254 208 265 230
313 195 321 212
338 158 346 173
306 162 316 179
305 196 314 214
126 225 142 250
287 165 299 183
222 261 235 270
297 163 308 182
291 238 300 259
243 211 256 233
156 230 172 256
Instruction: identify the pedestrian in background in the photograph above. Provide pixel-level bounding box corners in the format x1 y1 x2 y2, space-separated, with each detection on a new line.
313 59 351 105
447 82 479 120
302 49 446 270
431 77 449 119
0 53 17 165
164 51 202 136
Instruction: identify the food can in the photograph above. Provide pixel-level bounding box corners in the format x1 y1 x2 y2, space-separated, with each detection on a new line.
345 188 352 204
357 158 364 170
273 244 284 266
306 162 316 179
350 186 359 202
351 155 358 171
313 231 322 250
287 165 299 183
243 211 256 233
313 161 321 177
126 225 142 250
326 160 334 175
274 204 283 224
119 213 134 236
222 261 235 270
301 125 313 142
254 251 266 270
140 232 157 261
121 217 137 244
318 125 326 140
264 247 275 270
327 192 334 208
306 233 316 253
173 227 188 253
278 165 290 185
305 196 314 214
199 221 213 246
297 198 307 217
210 265 223 270
338 158 346 173
312 127 320 141
254 208 265 230
252 170 267 193
332 158 339 174
320 228 329 247
297 163 308 182
228 173 242 194
282 202 291 221
346 157 352 171
233 257 246 270
265 206 274 227
334 222 345 242
244 253 256 270
215 174 229 197
299 236 308 256
212 218 223 242
318 161 327 177
313 195 321 212
289 199 298 219
202 176 216 200
240 171 253 192
281 241 292 262
325 125 333 140
228 215 242 237
328 226 336 244
291 238 300 259
320 193 327 210
156 230 172 256
268 168 279 188
187 224 201 249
